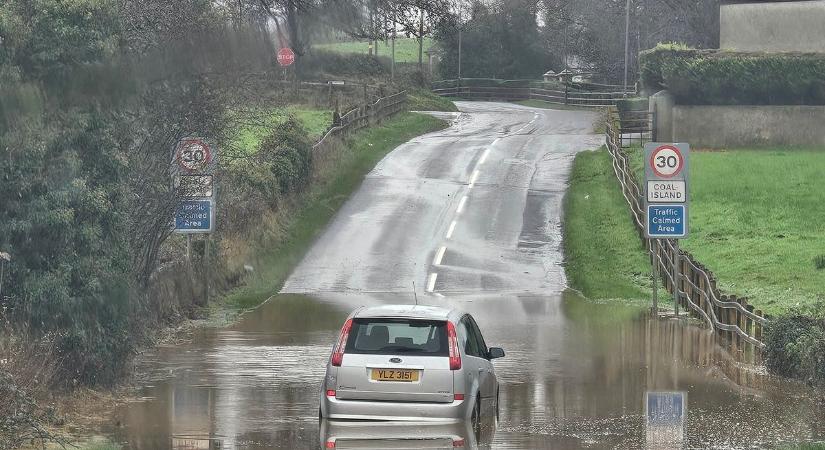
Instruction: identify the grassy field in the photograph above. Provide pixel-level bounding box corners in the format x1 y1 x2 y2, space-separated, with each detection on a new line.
220 112 447 311
627 148 825 316
563 148 655 303
314 37 433 63
229 107 331 156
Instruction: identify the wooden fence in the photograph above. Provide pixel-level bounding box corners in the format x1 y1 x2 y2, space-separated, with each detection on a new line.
605 106 767 357
431 79 634 107
311 90 407 173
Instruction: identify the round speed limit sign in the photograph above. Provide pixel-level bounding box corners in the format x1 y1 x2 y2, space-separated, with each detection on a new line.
649 145 684 178
176 138 212 173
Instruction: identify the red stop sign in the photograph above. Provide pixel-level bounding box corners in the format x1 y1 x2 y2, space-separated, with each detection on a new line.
277 47 295 67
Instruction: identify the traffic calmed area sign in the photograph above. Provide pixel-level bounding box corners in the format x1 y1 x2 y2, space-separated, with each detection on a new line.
172 137 217 234
645 143 689 239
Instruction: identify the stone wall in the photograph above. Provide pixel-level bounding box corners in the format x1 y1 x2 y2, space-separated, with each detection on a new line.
720 1 825 52
671 104 825 148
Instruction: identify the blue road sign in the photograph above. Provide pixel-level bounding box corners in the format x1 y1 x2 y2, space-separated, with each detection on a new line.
175 200 213 233
647 204 686 238
646 392 685 427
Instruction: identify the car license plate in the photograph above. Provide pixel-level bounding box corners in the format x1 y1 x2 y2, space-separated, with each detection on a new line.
371 368 419 382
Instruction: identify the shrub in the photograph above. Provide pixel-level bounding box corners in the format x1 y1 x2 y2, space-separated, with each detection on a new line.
764 314 825 384
298 51 389 79
638 44 825 105
224 114 313 228
616 97 649 112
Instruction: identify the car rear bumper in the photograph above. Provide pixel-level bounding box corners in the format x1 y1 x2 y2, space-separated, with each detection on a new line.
321 395 471 422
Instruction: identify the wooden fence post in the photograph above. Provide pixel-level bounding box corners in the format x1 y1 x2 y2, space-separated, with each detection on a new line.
745 303 755 359
740 298 748 352
729 295 740 351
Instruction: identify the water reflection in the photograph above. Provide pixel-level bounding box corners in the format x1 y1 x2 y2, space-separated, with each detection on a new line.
319 419 496 449
109 292 825 449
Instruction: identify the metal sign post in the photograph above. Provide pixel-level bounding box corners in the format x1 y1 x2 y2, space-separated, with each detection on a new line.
644 143 690 316
171 137 218 304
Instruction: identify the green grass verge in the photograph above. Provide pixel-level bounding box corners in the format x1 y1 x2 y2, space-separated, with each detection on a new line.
220 112 447 312
314 38 433 63
230 107 331 156
563 148 653 303
407 89 458 112
626 148 825 316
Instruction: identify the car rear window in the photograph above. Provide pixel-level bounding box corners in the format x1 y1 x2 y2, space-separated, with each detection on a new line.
345 318 449 356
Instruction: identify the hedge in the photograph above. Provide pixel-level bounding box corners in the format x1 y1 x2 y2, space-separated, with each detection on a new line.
639 44 825 105
764 314 825 385
298 50 389 78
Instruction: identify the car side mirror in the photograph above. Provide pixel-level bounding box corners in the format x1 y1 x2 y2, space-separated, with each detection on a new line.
488 347 505 359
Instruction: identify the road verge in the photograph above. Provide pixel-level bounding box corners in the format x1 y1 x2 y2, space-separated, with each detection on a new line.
562 148 654 304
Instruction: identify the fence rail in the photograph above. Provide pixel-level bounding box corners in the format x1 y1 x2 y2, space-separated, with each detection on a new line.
310 91 407 174
432 80 634 107
605 106 767 354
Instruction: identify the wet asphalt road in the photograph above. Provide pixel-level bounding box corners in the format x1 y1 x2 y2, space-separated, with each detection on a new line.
110 102 825 449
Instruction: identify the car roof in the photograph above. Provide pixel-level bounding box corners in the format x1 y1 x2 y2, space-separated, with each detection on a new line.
352 304 459 321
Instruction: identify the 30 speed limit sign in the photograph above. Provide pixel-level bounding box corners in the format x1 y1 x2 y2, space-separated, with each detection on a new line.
175 138 212 173
649 145 684 178
644 143 689 239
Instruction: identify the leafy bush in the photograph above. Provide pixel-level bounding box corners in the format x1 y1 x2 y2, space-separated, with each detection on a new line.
616 97 649 112
639 44 825 105
225 114 313 219
298 50 389 79
764 314 825 384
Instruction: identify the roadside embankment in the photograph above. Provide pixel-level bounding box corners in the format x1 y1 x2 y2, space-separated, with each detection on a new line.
218 112 448 315
562 148 654 304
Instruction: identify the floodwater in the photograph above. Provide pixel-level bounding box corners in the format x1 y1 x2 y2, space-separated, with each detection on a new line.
107 292 825 449
107 103 824 449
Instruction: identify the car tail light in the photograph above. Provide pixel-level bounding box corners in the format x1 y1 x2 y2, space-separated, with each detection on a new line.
331 318 353 367
326 389 336 398
325 440 336 448
446 321 461 370
453 438 465 447
453 393 464 401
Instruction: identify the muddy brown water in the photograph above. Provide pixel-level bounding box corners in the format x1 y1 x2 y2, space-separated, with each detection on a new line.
106 292 825 449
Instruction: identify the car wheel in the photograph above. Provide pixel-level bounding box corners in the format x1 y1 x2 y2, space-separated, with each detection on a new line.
495 388 500 421
471 396 481 436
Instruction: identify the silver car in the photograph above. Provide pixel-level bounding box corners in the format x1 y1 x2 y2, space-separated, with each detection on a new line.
319 305 505 425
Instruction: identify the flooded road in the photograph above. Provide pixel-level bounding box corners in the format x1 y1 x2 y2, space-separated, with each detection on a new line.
109 103 825 449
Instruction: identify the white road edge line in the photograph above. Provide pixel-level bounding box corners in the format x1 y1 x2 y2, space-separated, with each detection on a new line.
426 273 438 292
433 246 447 266
456 196 468 214
468 170 480 188
446 220 457 239
478 148 490 165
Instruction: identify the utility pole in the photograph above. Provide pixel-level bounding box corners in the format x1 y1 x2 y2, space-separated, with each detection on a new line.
391 9 396 82
623 0 631 95
458 9 462 80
